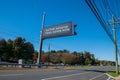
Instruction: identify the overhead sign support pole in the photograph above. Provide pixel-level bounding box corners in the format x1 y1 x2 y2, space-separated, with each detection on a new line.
37 12 46 66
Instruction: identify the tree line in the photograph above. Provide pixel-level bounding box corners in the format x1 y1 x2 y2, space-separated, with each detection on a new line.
0 37 34 63
33 50 115 66
0 37 115 66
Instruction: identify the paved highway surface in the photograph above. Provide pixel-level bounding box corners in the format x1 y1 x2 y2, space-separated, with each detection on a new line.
0 66 115 80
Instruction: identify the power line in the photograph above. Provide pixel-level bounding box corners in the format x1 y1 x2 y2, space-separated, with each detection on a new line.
85 0 113 42
85 0 120 74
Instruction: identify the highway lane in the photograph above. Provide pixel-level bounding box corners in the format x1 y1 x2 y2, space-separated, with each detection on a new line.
0 66 115 80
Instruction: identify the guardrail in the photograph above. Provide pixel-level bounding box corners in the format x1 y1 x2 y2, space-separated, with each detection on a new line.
0 63 65 68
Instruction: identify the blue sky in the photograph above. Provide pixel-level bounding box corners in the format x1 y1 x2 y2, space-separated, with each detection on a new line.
0 0 115 61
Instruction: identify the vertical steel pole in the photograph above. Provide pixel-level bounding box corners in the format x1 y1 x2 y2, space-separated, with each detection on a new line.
37 12 46 66
112 14 119 74
48 43 50 66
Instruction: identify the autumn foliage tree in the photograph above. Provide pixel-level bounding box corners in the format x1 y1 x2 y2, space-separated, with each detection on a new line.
0 38 115 66
41 50 115 66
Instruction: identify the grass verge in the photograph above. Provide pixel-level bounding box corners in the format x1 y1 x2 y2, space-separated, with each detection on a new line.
107 71 119 77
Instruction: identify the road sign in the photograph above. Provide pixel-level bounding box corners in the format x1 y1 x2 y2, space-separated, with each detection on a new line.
42 22 77 39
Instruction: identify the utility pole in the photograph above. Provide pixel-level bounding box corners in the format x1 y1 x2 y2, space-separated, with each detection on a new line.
112 14 119 75
37 12 46 67
48 43 50 66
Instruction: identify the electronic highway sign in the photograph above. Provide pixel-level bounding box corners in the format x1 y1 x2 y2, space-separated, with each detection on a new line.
42 22 77 39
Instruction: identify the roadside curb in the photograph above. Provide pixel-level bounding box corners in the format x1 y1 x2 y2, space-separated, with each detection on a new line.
105 73 115 79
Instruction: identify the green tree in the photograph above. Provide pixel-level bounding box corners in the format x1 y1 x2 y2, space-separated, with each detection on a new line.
0 39 7 59
57 49 69 53
72 51 77 56
13 37 25 59
84 51 90 65
0 37 35 63
95 59 100 65
79 52 85 65
50 50 56 53
3 39 14 61
90 54 95 65
22 42 34 60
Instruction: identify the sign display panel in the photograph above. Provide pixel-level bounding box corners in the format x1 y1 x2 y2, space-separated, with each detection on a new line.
42 22 76 39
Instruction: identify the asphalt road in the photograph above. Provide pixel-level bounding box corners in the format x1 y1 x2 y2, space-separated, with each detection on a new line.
0 66 115 80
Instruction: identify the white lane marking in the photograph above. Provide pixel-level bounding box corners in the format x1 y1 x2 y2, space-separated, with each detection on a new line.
107 77 115 80
89 73 105 80
41 72 90 80
107 77 111 80
0 74 24 77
